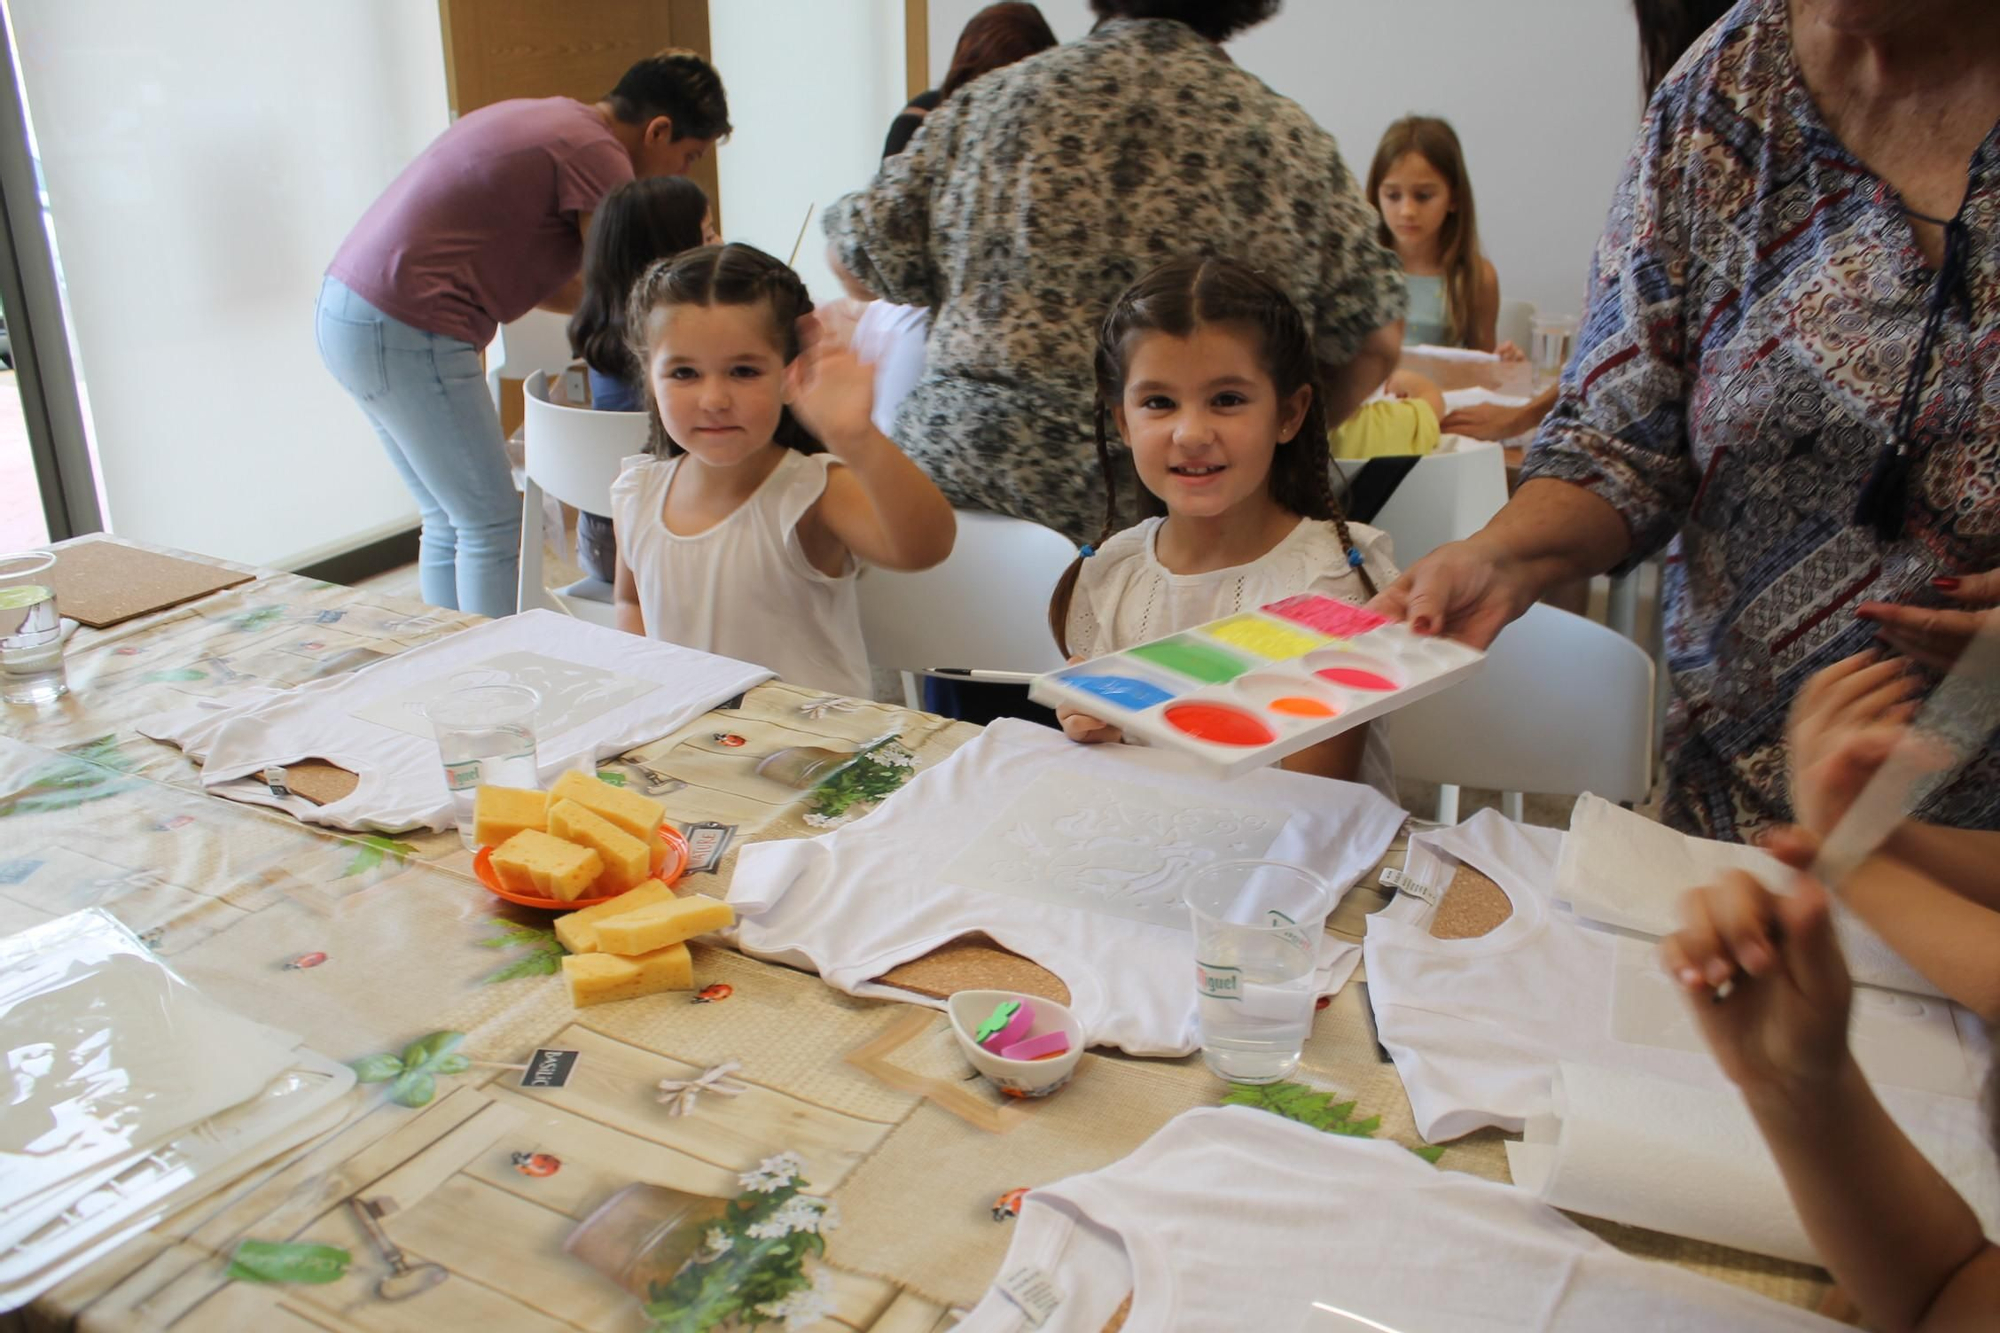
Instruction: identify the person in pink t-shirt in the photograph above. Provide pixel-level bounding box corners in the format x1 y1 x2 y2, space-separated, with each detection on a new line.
317 52 729 618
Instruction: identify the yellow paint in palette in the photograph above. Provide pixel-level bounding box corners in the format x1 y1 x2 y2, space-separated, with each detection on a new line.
1205 615 1329 661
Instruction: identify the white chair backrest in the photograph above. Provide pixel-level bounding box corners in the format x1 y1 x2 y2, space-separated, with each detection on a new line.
523 370 648 512
487 311 578 415
1387 603 1654 803
857 511 1078 677
1334 440 1509 566
1496 299 1534 352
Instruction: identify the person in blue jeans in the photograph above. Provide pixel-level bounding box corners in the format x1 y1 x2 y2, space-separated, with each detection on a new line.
564 174 715 591
317 53 729 618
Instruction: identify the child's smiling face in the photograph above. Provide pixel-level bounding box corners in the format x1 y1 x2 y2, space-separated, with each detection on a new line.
1112 322 1311 522
644 301 788 467
1377 151 1453 251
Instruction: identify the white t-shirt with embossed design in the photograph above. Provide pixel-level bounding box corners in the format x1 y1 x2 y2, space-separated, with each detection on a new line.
725 719 1406 1055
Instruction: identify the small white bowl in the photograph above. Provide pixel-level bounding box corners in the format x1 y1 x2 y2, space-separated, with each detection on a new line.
947 989 1086 1099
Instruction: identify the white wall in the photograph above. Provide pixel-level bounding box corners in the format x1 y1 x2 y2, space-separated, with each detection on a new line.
9 2 444 569
927 0 1646 317
710 0 908 305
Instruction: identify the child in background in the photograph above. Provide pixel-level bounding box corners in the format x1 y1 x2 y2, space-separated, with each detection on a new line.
1049 256 1400 792
563 176 718 588
1330 368 1447 459
1368 116 1520 357
610 243 955 697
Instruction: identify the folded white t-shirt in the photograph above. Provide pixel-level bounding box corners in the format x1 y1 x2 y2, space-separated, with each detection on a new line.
954 1106 1844 1332
139 610 770 832
727 719 1405 1055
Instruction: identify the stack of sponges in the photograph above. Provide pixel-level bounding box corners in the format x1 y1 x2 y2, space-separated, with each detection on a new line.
474 772 669 902
555 882 736 1007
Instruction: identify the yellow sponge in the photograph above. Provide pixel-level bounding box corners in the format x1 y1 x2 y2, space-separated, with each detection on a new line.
549 798 652 893
553 879 675 954
473 785 547 848
593 893 735 956
490 829 602 902
562 944 693 1006
550 770 663 842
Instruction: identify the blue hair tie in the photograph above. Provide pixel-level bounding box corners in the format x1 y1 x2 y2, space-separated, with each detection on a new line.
1347 548 1365 569
1079 544 1096 558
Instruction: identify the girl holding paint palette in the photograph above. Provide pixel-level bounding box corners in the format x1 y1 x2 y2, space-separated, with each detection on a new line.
609 243 955 697
1049 256 1401 792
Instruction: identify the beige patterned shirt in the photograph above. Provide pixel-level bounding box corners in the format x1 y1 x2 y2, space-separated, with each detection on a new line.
825 18 1405 544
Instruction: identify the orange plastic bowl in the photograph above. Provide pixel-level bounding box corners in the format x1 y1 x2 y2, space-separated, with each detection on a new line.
474 823 689 909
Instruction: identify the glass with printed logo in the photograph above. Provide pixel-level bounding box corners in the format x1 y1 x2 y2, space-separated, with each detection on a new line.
422 682 540 848
1185 859 1333 1083
0 551 67 705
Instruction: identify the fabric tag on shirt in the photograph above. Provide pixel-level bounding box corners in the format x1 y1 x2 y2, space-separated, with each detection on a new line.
1379 865 1441 907
995 1265 1063 1327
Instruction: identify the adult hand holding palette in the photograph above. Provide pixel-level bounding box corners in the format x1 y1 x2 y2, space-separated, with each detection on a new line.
1028 594 1482 777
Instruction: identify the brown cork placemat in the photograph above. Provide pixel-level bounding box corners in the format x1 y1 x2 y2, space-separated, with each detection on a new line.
281 759 361 807
1430 863 1514 939
874 933 1071 1006
43 538 253 627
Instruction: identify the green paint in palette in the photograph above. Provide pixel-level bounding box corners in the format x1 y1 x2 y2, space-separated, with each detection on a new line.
1128 636 1250 684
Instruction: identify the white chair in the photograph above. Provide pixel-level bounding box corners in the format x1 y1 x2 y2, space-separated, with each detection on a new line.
1496 299 1534 353
1388 603 1655 823
520 370 647 626
1333 438 1509 566
487 310 577 420
856 511 1079 710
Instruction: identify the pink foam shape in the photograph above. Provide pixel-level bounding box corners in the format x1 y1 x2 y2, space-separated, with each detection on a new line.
979 1002 1036 1051
999 1030 1071 1061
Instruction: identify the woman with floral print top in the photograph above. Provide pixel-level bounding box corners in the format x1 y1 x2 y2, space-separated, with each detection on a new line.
1372 0 2000 841
823 0 1406 546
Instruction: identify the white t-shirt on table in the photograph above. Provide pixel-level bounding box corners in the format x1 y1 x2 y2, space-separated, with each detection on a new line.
725 719 1406 1056
610 449 872 699
1064 515 1400 797
955 1106 1843 1333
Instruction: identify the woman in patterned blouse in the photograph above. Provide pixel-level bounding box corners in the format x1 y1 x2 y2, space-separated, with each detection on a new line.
1372 0 2000 841
822 0 1405 546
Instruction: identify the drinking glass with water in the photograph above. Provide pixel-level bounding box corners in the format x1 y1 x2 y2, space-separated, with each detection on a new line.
0 551 69 706
422 682 541 848
1185 860 1334 1084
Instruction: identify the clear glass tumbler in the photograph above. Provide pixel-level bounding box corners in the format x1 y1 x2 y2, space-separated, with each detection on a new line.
422 682 540 847
1184 859 1333 1084
0 551 68 706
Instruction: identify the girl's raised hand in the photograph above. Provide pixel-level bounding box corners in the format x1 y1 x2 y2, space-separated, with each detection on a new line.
1660 871 1853 1101
785 313 879 455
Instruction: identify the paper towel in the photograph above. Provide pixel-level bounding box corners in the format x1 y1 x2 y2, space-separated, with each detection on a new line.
1556 794 1943 997
1506 1062 2000 1265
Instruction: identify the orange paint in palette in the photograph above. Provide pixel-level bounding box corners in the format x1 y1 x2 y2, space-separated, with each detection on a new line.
1027 591 1484 776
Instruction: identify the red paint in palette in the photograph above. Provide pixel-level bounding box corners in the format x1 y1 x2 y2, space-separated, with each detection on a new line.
1317 667 1398 692
1164 703 1275 747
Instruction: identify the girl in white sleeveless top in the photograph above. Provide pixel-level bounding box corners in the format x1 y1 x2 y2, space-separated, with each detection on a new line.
610 244 954 697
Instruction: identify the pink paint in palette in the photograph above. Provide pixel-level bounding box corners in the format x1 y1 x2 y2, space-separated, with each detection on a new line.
1029 592 1484 777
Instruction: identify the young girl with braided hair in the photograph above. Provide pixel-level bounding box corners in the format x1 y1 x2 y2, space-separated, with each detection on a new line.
1048 255 1400 790
611 243 954 697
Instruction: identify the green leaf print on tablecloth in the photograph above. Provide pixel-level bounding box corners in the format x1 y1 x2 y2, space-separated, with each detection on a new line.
0 735 146 818
338 834 417 879
478 920 565 984
227 1240 352 1284
350 1030 473 1108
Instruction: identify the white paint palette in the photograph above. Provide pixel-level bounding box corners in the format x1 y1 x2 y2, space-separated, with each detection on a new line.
1028 593 1484 777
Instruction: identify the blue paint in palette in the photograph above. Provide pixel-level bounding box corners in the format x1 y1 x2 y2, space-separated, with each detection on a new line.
1064 673 1175 712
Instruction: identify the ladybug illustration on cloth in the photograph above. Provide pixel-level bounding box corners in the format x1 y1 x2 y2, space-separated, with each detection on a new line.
692 982 734 1004
284 951 328 970
511 1152 561 1177
714 733 748 748
991 1188 1028 1221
